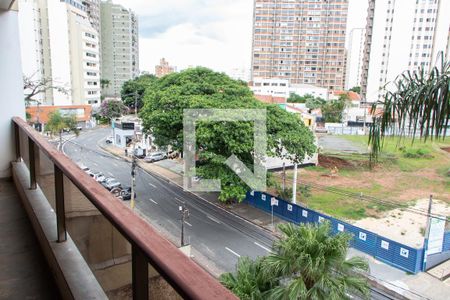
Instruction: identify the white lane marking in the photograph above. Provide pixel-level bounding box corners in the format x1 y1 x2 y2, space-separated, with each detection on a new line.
225 247 241 258
174 197 183 203
149 198 158 205
112 162 118 167
207 215 221 224
92 162 98 167
254 241 273 253
185 221 192 227
107 172 114 177
148 183 156 188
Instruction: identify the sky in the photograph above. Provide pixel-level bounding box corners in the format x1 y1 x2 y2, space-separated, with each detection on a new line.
113 0 368 76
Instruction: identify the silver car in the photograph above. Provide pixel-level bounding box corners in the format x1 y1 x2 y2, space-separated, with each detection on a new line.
101 177 121 191
144 152 167 163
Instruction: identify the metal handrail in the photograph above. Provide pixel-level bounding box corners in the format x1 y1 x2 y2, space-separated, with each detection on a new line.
12 117 236 300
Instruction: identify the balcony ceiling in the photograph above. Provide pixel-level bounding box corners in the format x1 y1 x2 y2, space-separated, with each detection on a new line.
0 0 15 10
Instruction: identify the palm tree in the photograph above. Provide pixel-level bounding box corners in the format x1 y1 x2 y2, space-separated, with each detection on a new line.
220 256 277 300
369 56 449 163
45 110 79 151
263 222 370 300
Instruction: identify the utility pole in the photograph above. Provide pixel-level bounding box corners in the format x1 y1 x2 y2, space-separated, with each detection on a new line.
292 163 298 204
134 91 138 118
422 194 433 271
282 162 286 192
130 150 136 209
179 203 190 247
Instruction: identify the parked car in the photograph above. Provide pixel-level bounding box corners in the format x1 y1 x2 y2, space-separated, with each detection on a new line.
89 171 106 183
144 152 167 163
101 177 121 191
78 164 90 172
106 136 113 144
119 186 136 201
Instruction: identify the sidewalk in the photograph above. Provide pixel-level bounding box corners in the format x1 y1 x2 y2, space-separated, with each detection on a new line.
102 144 450 300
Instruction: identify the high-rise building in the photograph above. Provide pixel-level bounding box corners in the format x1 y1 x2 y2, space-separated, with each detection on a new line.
250 0 349 91
155 58 175 78
100 0 139 98
345 28 365 90
82 0 101 34
18 0 101 106
361 0 450 102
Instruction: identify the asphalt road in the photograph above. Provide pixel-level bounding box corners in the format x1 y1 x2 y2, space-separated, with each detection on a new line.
63 128 396 299
62 128 274 274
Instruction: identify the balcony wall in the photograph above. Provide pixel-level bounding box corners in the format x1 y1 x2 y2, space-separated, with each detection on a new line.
10 117 237 299
0 2 25 178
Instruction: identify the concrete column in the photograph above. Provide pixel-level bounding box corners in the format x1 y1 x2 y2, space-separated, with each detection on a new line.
0 3 25 178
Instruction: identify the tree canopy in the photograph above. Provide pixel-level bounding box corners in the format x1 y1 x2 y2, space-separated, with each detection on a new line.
321 98 347 123
99 99 128 120
45 110 78 135
23 74 68 104
349 86 361 94
121 74 157 110
140 67 316 202
287 92 307 103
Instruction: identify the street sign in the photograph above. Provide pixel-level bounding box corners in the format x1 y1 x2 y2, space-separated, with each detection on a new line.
271 197 278 206
428 217 446 255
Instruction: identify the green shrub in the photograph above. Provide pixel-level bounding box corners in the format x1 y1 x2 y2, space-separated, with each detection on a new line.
401 147 433 159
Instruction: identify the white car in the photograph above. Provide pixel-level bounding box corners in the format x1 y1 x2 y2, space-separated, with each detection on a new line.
144 152 167 163
90 172 106 182
78 164 90 172
106 136 113 144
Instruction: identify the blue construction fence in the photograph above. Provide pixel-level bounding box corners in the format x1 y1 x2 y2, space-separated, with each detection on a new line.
245 191 424 274
443 231 450 252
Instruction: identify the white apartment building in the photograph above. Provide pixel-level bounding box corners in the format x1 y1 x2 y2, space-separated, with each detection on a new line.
361 0 450 102
100 0 139 98
19 0 101 106
250 78 329 100
345 28 365 90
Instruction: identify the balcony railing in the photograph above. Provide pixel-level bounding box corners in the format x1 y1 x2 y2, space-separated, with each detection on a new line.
12 117 236 300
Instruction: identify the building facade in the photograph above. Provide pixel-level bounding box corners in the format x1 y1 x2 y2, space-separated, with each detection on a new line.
18 0 101 106
251 0 349 91
155 58 175 77
345 28 365 90
82 0 101 34
361 0 450 102
100 0 139 97
250 77 329 100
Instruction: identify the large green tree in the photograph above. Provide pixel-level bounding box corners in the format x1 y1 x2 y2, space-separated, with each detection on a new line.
140 67 316 202
121 74 157 110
